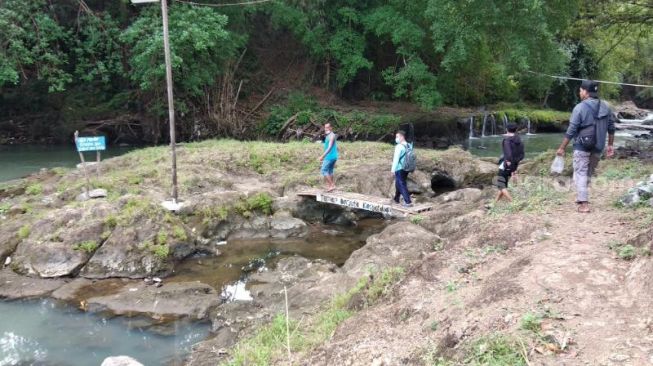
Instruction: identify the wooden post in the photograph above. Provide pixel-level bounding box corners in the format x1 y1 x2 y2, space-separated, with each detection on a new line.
96 150 101 179
161 0 178 202
74 131 91 194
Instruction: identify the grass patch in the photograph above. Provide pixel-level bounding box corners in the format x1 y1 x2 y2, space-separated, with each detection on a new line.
607 240 650 260
73 240 99 253
410 215 424 225
600 159 653 181
150 244 170 259
488 177 565 216
464 334 528 366
25 183 43 196
172 225 188 241
234 192 274 218
224 267 405 365
0 202 10 216
156 231 168 245
520 312 542 333
17 225 30 240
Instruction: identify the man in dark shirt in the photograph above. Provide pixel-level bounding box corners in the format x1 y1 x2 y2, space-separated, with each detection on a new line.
556 80 615 213
496 124 524 202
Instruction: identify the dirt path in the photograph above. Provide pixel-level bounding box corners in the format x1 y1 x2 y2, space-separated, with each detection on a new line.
300 185 653 365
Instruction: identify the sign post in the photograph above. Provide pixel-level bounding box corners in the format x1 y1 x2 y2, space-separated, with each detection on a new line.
74 131 106 196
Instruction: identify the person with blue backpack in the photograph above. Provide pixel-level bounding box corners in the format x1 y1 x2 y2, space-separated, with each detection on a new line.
556 80 616 213
390 130 416 207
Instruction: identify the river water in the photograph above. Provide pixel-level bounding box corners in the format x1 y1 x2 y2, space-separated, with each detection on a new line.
0 219 385 365
0 144 133 183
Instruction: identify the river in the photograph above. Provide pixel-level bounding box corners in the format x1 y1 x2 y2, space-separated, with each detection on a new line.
0 144 133 183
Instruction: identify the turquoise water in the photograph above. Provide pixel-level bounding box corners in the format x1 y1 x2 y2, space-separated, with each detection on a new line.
0 299 209 366
463 132 644 159
0 144 133 183
464 133 563 159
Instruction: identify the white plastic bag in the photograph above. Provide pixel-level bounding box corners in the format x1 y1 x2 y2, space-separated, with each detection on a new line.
550 155 565 174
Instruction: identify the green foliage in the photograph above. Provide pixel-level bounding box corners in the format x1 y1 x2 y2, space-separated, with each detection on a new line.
17 225 30 240
104 215 118 229
410 215 424 225
464 334 527 366
25 183 43 196
121 4 243 97
0 0 71 91
0 202 11 216
73 240 99 253
606 240 649 261
489 177 565 215
151 244 170 259
520 312 543 333
227 314 302 366
172 226 188 241
156 231 168 246
225 267 405 365
600 159 652 181
234 193 274 218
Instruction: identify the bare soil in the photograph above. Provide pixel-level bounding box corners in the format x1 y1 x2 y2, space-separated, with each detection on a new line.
297 179 653 365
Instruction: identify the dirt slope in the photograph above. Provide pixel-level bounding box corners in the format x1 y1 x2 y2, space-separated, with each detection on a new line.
298 178 653 365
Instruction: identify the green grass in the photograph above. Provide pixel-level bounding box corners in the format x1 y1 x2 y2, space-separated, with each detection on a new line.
493 102 569 126
25 183 43 196
445 281 458 293
520 312 542 333
172 225 188 241
600 159 653 181
156 231 168 245
224 267 405 365
607 240 650 260
234 192 274 218
227 314 303 366
464 334 528 366
17 225 30 239
73 240 99 253
410 215 424 225
151 244 170 259
489 177 565 215
0 202 10 216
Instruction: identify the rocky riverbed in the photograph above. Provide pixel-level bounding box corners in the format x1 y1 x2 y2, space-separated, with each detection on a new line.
0 140 499 364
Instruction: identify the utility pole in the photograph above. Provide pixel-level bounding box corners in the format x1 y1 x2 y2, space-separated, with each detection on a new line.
160 0 178 203
131 0 180 209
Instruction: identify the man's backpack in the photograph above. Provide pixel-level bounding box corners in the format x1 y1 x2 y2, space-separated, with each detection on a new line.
577 99 608 151
401 145 417 172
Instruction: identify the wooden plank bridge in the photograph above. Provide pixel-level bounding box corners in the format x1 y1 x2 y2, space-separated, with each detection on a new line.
297 190 433 217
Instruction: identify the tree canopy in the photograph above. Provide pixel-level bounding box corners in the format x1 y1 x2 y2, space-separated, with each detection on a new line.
0 0 651 142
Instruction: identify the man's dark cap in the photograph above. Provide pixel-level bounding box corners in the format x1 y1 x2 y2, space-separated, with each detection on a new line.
581 80 599 97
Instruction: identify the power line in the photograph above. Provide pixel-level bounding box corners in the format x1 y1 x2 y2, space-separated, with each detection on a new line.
526 70 653 88
173 0 273 7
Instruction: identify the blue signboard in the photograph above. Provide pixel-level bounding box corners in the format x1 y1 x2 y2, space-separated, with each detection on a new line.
76 136 106 152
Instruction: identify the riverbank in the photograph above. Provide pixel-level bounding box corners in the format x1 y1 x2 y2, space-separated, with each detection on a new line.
2 139 652 365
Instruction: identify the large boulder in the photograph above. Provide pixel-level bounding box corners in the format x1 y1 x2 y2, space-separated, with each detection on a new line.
86 281 220 320
0 221 21 266
0 269 64 299
11 202 114 278
343 222 442 278
80 223 172 279
269 211 308 239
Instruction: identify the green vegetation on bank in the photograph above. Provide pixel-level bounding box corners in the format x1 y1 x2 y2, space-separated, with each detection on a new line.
3 1 650 143
492 103 570 127
263 92 402 137
225 267 405 366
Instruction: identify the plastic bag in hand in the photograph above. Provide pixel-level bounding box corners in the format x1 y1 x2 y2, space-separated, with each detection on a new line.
550 155 564 174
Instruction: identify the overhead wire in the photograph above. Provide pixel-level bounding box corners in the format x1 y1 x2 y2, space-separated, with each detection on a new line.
526 70 653 88
173 0 273 7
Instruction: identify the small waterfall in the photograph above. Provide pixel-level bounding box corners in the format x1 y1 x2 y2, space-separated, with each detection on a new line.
468 116 475 139
526 117 535 135
481 114 488 138
491 115 497 136
502 114 508 133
